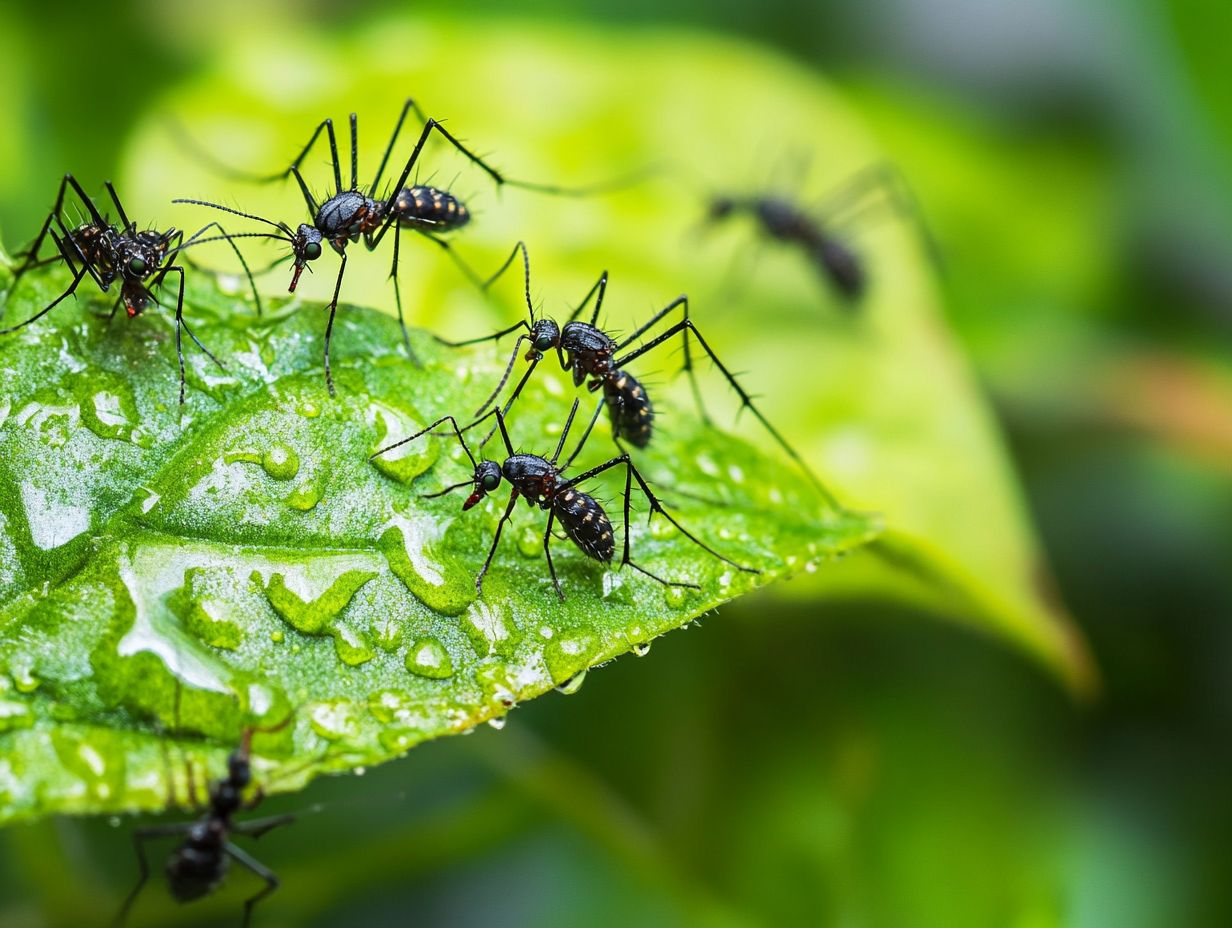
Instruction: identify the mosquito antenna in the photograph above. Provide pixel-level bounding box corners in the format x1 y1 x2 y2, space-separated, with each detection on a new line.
421 479 475 500
550 399 583 465
473 338 533 418
172 199 292 235
371 414 478 468
168 231 289 255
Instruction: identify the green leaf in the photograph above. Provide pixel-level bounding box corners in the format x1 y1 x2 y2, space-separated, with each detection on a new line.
0 258 872 825
119 16 1091 692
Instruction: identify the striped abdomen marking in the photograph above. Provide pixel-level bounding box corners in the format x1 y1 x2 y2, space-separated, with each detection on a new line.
603 369 654 448
553 485 615 562
393 186 471 232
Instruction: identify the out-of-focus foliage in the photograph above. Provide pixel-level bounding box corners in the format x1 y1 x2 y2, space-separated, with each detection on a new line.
0 0 1230 926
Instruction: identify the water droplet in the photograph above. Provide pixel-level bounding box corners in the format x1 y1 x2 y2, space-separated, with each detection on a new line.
473 664 522 706
368 402 439 484
543 632 597 686
80 385 141 443
379 516 475 616
663 585 690 608
10 664 39 694
169 568 244 650
516 525 542 558
308 699 359 740
555 670 587 695
18 480 91 550
286 473 327 511
379 729 417 753
258 568 376 636
461 599 519 658
333 624 376 666
0 699 33 733
601 570 634 604
487 716 507 730
261 445 300 481
138 488 161 514
805 560 818 574
405 637 454 679
371 616 406 653
632 642 651 657
354 766 366 777
298 399 321 419
270 629 285 643
50 731 119 800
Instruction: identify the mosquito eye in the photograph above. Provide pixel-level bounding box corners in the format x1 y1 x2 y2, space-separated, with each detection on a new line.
127 257 147 274
303 242 322 260
533 334 554 352
481 472 500 492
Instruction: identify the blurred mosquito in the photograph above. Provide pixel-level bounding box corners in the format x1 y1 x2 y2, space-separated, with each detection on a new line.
702 161 943 304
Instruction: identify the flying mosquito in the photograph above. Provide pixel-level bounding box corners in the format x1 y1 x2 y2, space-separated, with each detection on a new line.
703 162 942 304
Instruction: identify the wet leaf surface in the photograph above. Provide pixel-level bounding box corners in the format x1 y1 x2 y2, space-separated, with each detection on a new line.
0 261 871 824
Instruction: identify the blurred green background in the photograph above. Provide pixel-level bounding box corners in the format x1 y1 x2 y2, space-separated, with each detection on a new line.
1 0 1230 926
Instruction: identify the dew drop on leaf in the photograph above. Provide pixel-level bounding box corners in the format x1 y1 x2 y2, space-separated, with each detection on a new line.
261 445 300 481
404 638 454 680
555 670 587 696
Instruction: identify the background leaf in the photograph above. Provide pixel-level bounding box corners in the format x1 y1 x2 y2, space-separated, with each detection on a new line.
122 15 1090 691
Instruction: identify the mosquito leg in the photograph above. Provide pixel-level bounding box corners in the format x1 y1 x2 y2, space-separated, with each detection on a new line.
223 842 281 928
476 492 519 595
542 508 564 601
322 251 349 397
388 222 416 358
111 824 193 928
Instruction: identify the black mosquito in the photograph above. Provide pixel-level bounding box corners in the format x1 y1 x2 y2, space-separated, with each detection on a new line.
113 719 295 928
704 162 940 303
441 242 828 496
175 98 596 395
371 398 756 600
0 173 258 404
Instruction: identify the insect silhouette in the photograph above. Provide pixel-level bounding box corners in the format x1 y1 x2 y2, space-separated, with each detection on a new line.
441 242 829 497
113 718 295 928
371 398 757 600
175 98 599 395
0 173 257 404
704 162 941 304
